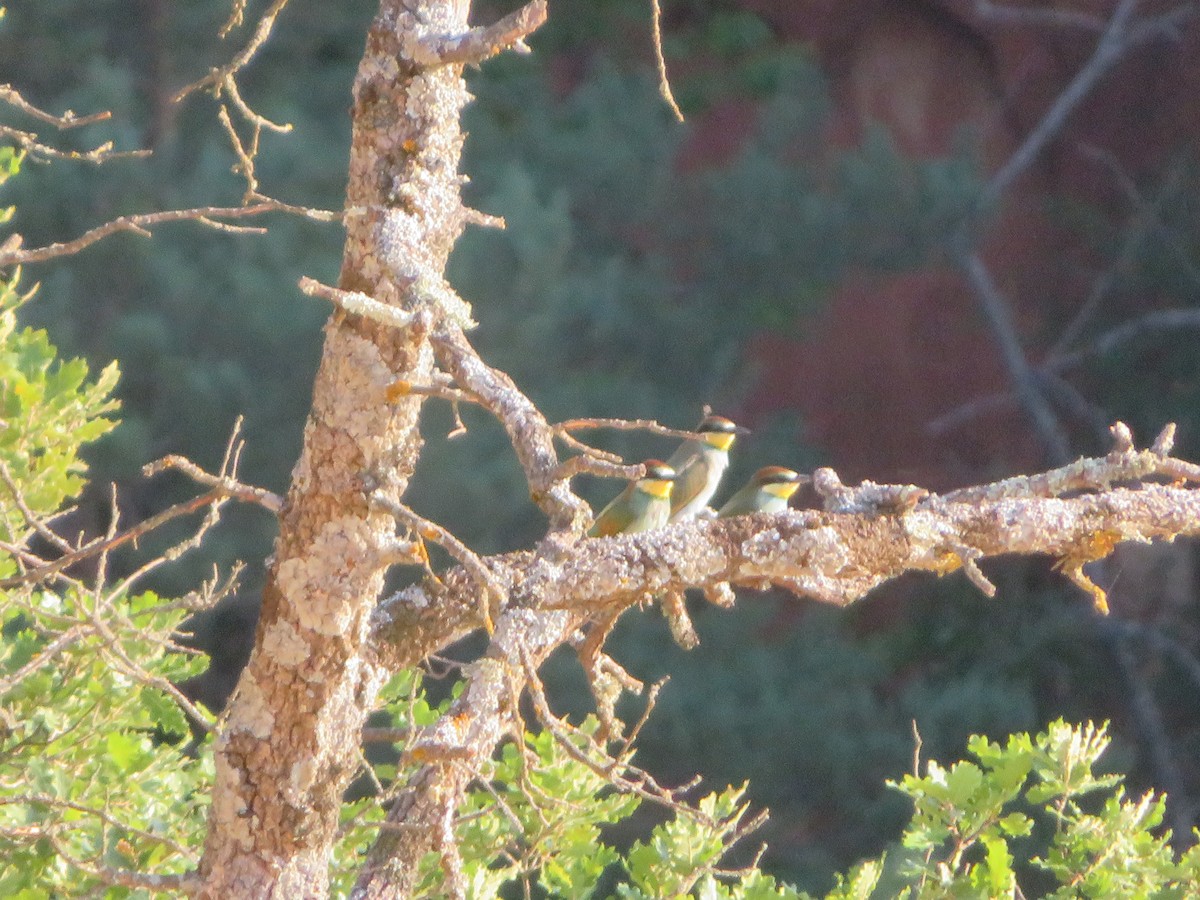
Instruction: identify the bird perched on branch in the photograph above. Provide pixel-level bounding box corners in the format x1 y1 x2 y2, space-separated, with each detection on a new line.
588 460 677 536
718 466 806 517
666 415 746 522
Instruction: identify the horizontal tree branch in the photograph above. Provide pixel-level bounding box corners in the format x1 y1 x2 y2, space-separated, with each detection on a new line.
0 84 112 129
1 201 337 268
373 458 1200 669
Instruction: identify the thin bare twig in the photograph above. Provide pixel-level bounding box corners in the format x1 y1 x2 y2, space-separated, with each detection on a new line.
1 202 336 268
223 73 291 135
434 325 590 531
0 458 74 552
0 492 226 590
955 246 1072 462
1 794 197 862
143 454 282 515
650 0 685 122
1052 150 1195 356
173 0 293 104
1 422 262 589
0 626 88 698
522 650 710 815
0 126 149 166
972 0 1155 217
554 416 701 443
930 308 1200 437
42 831 198 893
0 84 112 129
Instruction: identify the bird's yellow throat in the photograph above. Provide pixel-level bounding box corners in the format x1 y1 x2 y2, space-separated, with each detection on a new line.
641 479 674 499
705 433 736 452
765 482 800 499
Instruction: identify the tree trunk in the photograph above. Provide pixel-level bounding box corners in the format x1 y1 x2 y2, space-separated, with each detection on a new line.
197 1 473 894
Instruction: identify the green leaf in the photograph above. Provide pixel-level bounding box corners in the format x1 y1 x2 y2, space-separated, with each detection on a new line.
105 731 145 770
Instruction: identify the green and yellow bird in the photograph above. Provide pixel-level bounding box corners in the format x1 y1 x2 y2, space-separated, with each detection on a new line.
717 466 806 517
667 415 745 522
589 460 677 537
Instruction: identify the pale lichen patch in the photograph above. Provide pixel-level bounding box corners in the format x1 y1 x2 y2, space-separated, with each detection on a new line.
287 756 318 808
261 619 310 668
277 515 382 637
227 674 275 741
313 333 394 444
210 765 253 849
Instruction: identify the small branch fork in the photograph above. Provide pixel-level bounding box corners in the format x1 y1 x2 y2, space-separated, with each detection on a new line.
369 489 505 634
0 418 279 590
0 84 148 166
405 0 548 66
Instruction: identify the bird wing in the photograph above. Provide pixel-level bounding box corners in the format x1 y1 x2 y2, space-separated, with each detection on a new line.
670 450 711 512
665 439 703 474
589 485 633 536
717 486 754 517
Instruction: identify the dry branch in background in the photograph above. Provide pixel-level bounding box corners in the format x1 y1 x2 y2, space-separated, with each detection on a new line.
949 0 1196 461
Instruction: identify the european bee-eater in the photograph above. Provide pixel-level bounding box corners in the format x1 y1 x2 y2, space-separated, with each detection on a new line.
667 415 745 522
589 460 677 537
717 466 805 517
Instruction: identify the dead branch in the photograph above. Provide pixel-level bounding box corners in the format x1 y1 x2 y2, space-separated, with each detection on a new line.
649 0 684 122
144 455 282 514
954 244 1073 462
0 85 142 166
1 421 272 589
1051 309 1200 373
970 0 1186 217
0 491 225 590
1 201 337 268
298 275 417 329
0 84 112 129
928 306 1200 438
433 325 591 532
554 415 704 443
0 126 149 166
406 0 547 67
173 0 293 104
0 458 74 552
375 430 1200 670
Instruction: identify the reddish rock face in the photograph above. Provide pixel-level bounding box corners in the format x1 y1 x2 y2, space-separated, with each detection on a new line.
714 0 1198 484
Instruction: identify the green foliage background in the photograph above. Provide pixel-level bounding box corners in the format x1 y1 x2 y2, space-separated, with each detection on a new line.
4 0 1200 893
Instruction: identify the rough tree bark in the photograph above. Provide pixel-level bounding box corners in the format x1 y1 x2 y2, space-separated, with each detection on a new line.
197 0 499 894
